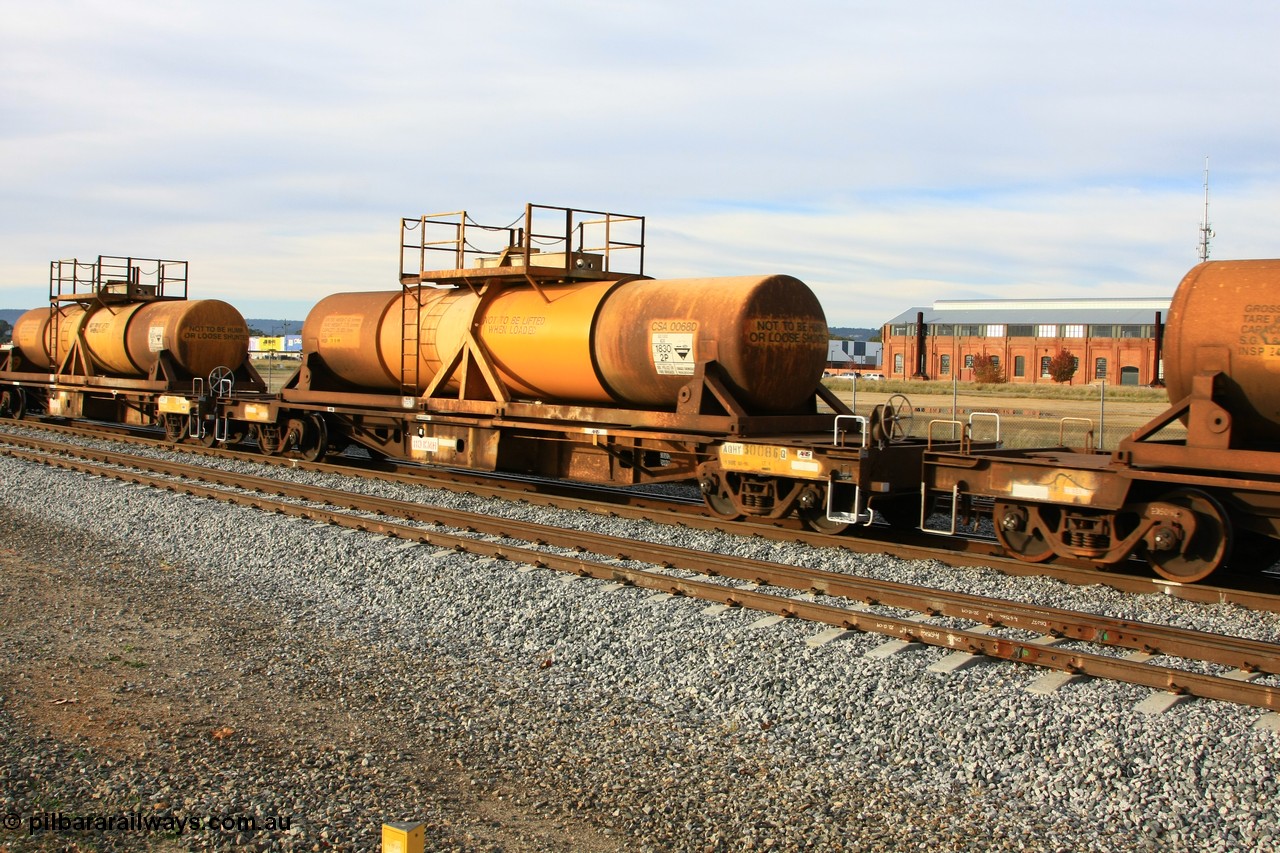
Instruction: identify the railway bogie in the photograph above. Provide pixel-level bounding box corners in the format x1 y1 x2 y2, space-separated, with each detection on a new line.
924 448 1251 583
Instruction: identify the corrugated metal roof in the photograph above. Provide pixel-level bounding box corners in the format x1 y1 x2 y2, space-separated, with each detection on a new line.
934 297 1169 312
884 297 1171 327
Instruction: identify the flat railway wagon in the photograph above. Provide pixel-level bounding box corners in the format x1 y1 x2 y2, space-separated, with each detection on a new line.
0 204 965 533
921 259 1280 584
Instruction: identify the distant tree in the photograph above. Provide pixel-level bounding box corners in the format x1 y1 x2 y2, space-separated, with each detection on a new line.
1047 350 1078 383
972 354 1006 384
0 319 10 344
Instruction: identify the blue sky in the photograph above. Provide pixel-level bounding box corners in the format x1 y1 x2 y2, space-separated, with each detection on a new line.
2 1 1278 328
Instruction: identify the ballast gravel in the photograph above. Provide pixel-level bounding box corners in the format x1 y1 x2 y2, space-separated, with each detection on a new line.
1 438 1280 851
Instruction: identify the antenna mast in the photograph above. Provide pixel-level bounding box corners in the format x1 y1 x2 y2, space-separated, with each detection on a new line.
1198 155 1214 262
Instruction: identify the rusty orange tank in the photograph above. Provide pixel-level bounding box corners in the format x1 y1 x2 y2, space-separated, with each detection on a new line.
1165 259 1280 442
12 300 249 378
11 305 89 370
301 274 829 412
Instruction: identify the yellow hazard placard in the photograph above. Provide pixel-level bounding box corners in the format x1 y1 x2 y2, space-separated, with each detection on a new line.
719 442 824 478
157 395 192 414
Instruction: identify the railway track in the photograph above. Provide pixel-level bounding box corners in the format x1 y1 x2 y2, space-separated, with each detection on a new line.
4 418 1279 611
5 428 1280 713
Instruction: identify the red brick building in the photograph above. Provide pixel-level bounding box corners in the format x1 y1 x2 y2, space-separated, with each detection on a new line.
880 297 1169 386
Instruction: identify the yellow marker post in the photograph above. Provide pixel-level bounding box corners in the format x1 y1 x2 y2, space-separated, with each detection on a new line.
381 821 424 853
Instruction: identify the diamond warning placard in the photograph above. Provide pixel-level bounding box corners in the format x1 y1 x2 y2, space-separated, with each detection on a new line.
651 332 696 375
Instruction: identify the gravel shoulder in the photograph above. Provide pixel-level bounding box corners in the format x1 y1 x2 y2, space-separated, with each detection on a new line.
0 510 621 852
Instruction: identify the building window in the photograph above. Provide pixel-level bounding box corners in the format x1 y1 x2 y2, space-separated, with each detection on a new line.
1095 357 1107 379
891 324 910 336
1063 324 1084 338
989 355 1001 367
986 324 1006 338
1119 325 1142 338
933 324 954 336
1040 356 1052 376
939 354 951 375
1037 324 1057 338
1014 355 1025 377
1089 324 1114 338
964 354 975 369
894 353 904 373
1008 324 1033 337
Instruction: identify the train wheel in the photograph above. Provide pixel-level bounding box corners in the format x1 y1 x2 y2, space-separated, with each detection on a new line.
255 424 281 456
1146 489 1232 584
703 490 740 520
698 470 741 520
163 414 185 443
993 501 1055 563
0 388 25 420
299 413 329 463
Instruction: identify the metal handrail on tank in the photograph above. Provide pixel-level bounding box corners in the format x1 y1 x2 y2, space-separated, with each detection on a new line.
399 210 499 281
523 203 645 276
399 203 645 284
574 211 645 276
49 256 188 303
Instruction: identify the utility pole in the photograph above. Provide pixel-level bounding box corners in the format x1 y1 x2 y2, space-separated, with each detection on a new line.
1198 156 1214 263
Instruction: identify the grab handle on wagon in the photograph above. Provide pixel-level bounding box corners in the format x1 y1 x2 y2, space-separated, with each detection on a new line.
833 414 869 449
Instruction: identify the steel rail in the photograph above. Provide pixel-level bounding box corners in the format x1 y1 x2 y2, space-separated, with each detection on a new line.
5 441 1280 710
3 420 1279 613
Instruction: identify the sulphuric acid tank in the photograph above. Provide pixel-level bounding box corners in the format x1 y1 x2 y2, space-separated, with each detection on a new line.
11 300 250 378
301 274 829 412
1164 259 1280 441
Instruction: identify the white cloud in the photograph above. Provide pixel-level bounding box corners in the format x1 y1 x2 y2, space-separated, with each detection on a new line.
2 1 1278 329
